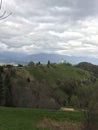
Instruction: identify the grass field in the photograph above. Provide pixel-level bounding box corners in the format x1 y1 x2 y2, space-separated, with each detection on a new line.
0 107 84 130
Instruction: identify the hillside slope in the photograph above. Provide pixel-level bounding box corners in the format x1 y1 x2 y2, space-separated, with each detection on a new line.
0 63 97 109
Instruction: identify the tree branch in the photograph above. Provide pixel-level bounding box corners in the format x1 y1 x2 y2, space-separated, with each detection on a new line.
0 0 2 10
0 12 12 20
0 0 12 20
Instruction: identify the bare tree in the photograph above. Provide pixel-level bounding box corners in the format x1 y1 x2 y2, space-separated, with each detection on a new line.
0 0 12 20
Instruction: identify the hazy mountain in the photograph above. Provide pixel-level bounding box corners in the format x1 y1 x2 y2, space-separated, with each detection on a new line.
0 51 27 64
26 53 98 65
0 51 98 65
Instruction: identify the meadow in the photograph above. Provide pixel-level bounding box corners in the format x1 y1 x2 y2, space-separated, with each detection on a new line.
0 107 84 130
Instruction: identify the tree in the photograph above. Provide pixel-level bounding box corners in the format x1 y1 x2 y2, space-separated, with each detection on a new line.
83 85 98 130
70 95 80 108
4 73 13 106
0 73 4 105
47 60 51 68
0 0 12 20
27 77 30 82
0 66 4 73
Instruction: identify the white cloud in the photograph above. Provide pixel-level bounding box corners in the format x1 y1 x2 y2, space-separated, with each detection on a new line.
0 42 8 50
0 0 98 57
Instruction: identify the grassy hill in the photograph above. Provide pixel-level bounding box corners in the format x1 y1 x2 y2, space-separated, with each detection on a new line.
0 62 98 129
0 62 97 109
25 63 91 81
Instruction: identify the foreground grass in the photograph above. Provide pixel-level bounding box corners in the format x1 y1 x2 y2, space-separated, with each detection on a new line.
0 107 84 130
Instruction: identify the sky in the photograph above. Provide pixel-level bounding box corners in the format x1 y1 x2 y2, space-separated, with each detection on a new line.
0 0 98 57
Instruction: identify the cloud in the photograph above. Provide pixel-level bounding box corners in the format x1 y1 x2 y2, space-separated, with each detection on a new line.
0 0 98 57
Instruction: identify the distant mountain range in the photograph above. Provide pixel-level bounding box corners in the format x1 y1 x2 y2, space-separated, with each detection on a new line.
0 51 98 65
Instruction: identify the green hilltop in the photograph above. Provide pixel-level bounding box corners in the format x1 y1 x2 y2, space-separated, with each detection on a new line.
24 62 94 86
